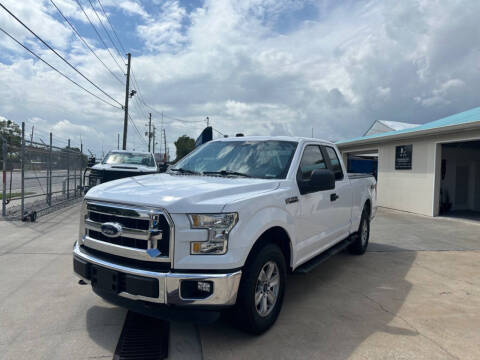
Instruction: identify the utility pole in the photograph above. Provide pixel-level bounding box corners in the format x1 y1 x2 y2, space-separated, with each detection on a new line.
30 125 34 145
1 133 7 217
161 112 164 159
152 125 156 154
122 53 131 150
117 133 120 150
163 128 167 162
148 113 152 152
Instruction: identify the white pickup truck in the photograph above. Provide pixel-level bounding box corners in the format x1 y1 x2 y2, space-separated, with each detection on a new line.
87 150 158 188
74 136 376 334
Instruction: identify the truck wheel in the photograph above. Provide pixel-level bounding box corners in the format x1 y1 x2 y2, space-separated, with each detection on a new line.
349 208 370 255
234 244 286 334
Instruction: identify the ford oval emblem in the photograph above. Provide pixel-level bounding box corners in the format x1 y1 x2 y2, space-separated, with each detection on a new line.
100 222 122 238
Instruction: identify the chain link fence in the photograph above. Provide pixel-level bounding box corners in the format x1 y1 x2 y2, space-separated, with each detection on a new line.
1 121 87 221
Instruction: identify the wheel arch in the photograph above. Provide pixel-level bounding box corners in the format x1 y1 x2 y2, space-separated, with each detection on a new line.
364 198 372 217
244 226 293 271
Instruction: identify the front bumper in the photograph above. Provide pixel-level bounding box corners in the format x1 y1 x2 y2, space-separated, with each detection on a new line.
73 242 242 307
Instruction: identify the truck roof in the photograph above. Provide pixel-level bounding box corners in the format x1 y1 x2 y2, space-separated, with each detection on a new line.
211 135 335 145
107 150 153 155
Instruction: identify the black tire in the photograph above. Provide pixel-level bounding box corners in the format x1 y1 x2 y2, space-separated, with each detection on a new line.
349 207 370 255
234 243 287 335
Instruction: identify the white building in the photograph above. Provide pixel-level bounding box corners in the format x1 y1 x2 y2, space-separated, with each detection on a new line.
337 107 480 219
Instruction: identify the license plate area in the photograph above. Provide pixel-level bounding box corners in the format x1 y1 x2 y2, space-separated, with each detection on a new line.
91 265 119 294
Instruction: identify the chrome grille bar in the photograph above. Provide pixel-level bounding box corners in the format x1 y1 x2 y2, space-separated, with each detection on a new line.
85 219 162 241
81 200 173 263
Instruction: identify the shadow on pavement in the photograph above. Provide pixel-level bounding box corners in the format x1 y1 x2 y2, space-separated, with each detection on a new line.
199 245 416 360
86 304 126 352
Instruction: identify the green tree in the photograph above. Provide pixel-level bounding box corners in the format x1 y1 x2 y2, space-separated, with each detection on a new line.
174 135 195 161
1 118 22 170
0 117 21 147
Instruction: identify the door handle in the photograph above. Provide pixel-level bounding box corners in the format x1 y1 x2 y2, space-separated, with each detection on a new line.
330 193 339 202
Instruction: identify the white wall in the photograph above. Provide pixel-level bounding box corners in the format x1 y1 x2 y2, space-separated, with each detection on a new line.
339 128 480 216
376 139 435 216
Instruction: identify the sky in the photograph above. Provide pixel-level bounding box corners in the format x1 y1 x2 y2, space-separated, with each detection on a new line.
0 0 479 158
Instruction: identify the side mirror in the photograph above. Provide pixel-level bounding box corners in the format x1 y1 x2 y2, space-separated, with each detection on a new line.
309 169 335 192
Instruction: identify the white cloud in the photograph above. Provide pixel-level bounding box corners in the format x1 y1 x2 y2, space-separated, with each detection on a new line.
137 1 187 52
118 1 150 20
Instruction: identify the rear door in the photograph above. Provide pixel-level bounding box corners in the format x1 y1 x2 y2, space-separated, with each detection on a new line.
321 145 353 242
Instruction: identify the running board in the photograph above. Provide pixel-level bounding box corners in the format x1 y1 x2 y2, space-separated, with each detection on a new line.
294 236 355 274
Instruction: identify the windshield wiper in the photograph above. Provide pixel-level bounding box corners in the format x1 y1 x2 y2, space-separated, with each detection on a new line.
203 170 252 178
169 168 200 175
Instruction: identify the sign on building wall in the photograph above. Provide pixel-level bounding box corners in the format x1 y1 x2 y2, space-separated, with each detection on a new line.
395 145 412 170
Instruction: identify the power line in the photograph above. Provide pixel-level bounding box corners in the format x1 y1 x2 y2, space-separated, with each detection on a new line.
128 113 148 147
132 95 149 122
73 0 125 74
49 0 124 85
131 94 204 124
212 127 225 136
129 65 204 126
0 3 124 108
163 114 205 123
130 69 148 104
129 68 153 118
0 26 122 110
96 0 127 55
87 0 125 64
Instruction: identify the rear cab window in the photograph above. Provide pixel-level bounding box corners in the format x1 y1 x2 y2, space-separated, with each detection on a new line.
322 146 344 181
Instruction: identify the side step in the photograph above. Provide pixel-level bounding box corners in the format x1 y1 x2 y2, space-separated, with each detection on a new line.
294 236 355 274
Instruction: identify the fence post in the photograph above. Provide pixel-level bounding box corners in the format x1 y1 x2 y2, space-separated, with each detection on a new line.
2 137 6 217
74 148 77 198
67 139 70 199
80 143 83 191
21 122 25 218
48 132 52 206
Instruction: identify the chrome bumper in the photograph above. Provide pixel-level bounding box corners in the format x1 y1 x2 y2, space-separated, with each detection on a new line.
73 242 242 306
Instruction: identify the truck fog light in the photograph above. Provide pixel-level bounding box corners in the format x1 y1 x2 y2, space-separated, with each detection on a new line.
180 280 213 299
197 281 212 293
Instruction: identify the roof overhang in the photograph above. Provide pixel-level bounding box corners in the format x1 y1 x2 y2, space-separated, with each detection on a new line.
337 121 480 150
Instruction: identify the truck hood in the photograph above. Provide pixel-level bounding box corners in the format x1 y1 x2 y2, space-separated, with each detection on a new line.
85 173 280 213
91 163 156 173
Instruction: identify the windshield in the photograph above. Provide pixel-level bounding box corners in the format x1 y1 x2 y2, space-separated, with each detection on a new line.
103 152 155 167
171 140 298 179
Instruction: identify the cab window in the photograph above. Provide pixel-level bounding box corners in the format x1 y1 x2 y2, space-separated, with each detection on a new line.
298 145 327 180
323 146 344 180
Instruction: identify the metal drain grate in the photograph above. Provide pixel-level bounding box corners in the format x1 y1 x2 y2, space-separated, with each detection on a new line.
114 311 169 360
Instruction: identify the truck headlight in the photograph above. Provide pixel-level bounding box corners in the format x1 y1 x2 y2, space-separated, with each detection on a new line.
188 213 238 255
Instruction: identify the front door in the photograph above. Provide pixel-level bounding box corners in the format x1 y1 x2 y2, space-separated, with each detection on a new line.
295 144 335 264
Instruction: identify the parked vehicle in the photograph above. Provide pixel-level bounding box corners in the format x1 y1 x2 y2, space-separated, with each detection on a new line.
86 150 157 189
73 136 376 334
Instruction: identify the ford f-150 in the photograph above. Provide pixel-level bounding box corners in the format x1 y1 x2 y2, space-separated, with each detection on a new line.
74 136 376 334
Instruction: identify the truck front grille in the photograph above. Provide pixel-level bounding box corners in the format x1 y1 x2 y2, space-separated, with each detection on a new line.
82 201 172 263
88 230 149 250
